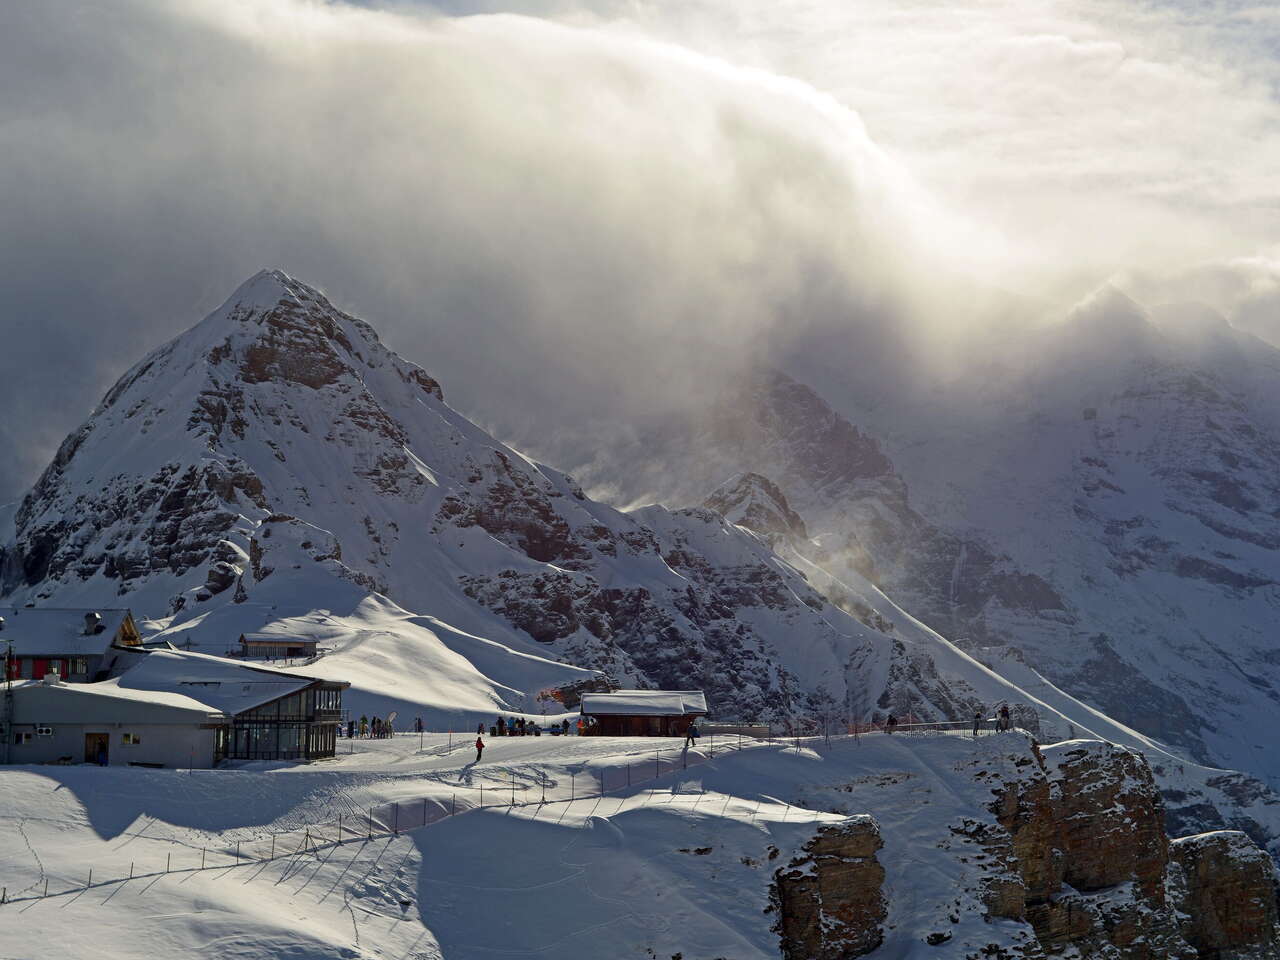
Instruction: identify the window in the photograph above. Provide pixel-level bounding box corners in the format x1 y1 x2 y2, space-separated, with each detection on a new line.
122 733 141 745
14 732 31 745
70 657 89 675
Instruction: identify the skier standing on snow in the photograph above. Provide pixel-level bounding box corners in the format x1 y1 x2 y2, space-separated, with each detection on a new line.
885 714 897 735
360 715 368 738
497 716 506 737
475 736 484 763
477 722 485 736
562 719 570 736
972 710 982 737
999 704 1011 732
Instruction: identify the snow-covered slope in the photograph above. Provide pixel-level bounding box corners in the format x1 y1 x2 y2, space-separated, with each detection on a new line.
0 270 929 722
9 269 1280 849
4 732 1276 959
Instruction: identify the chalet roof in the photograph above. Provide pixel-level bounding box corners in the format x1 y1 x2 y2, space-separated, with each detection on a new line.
0 607 136 658
10 677 228 725
580 690 708 717
110 650 334 716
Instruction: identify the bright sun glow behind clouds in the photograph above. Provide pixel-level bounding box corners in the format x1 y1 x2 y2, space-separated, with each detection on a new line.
1 0 1279 500
532 0 1280 294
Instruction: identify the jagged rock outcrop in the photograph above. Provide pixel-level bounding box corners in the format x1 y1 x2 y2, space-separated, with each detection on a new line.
773 817 887 959
974 741 1280 959
1171 831 1280 958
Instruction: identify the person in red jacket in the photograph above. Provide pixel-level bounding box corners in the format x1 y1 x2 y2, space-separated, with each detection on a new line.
475 736 484 763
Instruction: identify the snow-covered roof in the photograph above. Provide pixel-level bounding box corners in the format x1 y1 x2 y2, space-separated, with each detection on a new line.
11 677 228 725
580 690 708 716
0 607 137 657
111 650 341 716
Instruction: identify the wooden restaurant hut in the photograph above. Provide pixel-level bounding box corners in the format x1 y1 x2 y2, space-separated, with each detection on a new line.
579 690 708 736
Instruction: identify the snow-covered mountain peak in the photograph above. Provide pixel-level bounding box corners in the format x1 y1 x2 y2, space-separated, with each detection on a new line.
703 471 808 545
1066 283 1149 330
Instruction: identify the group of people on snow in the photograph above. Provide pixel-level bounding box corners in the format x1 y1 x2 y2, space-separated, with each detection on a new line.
347 715 395 739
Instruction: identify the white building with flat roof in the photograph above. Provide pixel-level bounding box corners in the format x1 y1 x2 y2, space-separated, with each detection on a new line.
6 649 349 767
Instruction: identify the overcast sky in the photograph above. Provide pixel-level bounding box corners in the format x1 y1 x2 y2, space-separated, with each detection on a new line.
2 0 1279 503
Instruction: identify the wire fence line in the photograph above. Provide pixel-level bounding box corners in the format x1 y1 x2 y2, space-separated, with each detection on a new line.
0 725 1016 907
0 734 759 907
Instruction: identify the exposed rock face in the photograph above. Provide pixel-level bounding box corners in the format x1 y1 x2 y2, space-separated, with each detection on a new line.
974 741 1280 959
1171 831 1280 958
773 817 887 960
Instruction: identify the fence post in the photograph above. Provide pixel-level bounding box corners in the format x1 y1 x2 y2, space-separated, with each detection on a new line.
511 771 515 806
394 802 399 835
656 748 659 781
201 847 206 869
270 834 276 860
339 814 343 842
166 852 171 873
369 808 373 840
452 793 456 817
236 840 240 864
570 773 574 802
480 785 483 809
44 878 48 898
87 868 92 889
423 797 428 827
129 862 133 879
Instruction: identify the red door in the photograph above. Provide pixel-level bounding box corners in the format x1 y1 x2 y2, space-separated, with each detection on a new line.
32 659 49 679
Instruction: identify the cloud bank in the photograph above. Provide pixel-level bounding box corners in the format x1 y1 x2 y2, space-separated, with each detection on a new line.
1 0 1277 502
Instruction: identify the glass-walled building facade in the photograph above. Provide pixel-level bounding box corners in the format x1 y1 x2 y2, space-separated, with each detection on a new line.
223 680 346 761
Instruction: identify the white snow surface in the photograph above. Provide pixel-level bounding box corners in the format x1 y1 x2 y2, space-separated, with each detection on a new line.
0 730 1184 960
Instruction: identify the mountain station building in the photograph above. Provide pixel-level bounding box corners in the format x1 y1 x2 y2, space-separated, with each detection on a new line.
579 690 708 736
6 649 348 767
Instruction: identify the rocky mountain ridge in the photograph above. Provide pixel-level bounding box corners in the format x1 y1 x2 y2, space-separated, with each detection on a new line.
7 270 1280 862
562 298 1280 789
0 270 958 722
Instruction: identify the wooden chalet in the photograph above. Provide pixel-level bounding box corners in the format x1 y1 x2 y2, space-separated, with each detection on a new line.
0 607 142 682
579 690 708 737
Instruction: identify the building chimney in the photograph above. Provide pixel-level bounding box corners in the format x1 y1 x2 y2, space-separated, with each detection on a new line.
84 611 103 635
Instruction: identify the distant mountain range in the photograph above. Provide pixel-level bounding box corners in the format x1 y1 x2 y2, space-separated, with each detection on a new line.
5 269 1280 855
